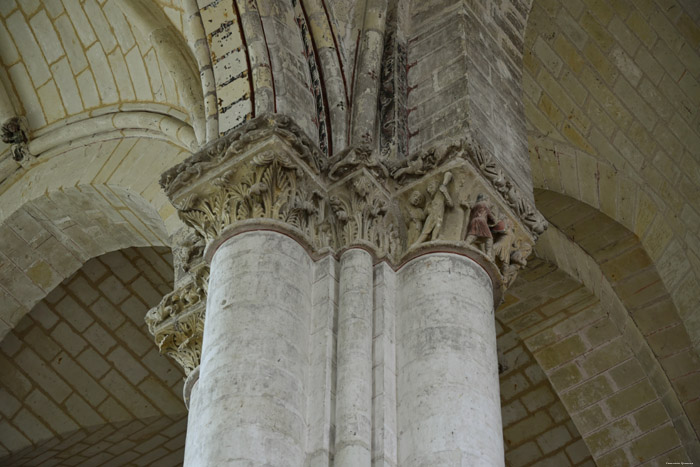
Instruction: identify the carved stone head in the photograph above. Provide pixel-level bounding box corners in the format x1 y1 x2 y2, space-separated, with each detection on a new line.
427 180 439 196
409 190 424 206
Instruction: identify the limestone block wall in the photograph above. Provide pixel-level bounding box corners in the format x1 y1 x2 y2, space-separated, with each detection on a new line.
407 0 534 199
498 322 594 466
0 247 187 466
523 0 700 353
500 251 698 464
0 0 190 131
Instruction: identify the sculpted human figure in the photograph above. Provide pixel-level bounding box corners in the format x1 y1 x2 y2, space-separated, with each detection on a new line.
414 171 454 245
502 242 533 287
465 193 497 258
492 219 516 265
405 190 426 246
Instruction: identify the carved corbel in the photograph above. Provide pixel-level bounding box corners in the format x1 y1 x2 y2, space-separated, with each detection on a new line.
1 116 30 162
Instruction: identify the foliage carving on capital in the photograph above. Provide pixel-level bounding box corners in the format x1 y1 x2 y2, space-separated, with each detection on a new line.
160 114 325 198
177 151 328 249
145 268 208 375
329 173 400 259
159 114 548 290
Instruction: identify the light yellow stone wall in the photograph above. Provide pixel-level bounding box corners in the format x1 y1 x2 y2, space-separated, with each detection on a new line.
0 0 189 132
498 321 595 466
0 137 188 337
524 0 700 357
499 253 697 464
0 247 187 466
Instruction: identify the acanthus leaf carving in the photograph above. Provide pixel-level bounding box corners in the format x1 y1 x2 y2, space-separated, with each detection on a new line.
145 267 209 375
177 151 329 251
329 173 399 259
161 114 547 296
160 114 325 198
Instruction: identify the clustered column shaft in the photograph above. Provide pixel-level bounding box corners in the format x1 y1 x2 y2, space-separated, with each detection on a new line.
151 114 545 467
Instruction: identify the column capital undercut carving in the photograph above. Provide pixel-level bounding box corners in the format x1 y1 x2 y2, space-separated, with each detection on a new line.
152 114 548 379
145 263 208 376
159 113 546 276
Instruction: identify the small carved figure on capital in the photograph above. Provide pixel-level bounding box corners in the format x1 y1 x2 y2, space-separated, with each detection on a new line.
502 242 533 288
414 171 454 245
465 193 497 258
392 155 426 182
405 190 426 246
492 219 516 267
327 146 389 181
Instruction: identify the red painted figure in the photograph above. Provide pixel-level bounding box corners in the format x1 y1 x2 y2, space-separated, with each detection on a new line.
466 194 497 258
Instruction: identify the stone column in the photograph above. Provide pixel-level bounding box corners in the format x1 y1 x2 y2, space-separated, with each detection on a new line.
396 253 502 466
185 230 313 466
150 114 547 467
335 249 373 465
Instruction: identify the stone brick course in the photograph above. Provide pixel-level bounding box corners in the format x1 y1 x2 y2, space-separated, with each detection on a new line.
523 0 700 359
498 321 595 466
0 246 186 465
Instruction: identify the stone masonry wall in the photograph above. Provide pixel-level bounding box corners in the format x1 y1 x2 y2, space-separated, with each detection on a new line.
407 0 534 199
0 247 187 466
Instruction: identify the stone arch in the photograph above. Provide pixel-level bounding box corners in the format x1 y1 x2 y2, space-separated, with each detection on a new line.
497 187 700 462
522 0 700 354
536 189 700 368
0 136 189 338
0 247 187 465
0 1 194 135
500 249 699 463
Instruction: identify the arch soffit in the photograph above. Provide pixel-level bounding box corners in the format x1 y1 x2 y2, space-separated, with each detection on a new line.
0 246 187 465
0 2 195 137
527 134 700 354
521 0 700 351
535 185 700 354
0 136 190 339
498 193 700 462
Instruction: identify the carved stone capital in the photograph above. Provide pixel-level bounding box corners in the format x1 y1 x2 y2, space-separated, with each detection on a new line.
394 162 536 293
160 114 400 261
160 114 547 295
145 266 208 375
389 137 548 240
154 116 550 376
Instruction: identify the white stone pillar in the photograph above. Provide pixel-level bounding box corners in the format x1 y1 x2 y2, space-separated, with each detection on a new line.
184 231 313 466
334 249 373 466
396 253 504 466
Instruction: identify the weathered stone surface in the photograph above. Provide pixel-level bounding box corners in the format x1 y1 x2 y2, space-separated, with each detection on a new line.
396 253 503 466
